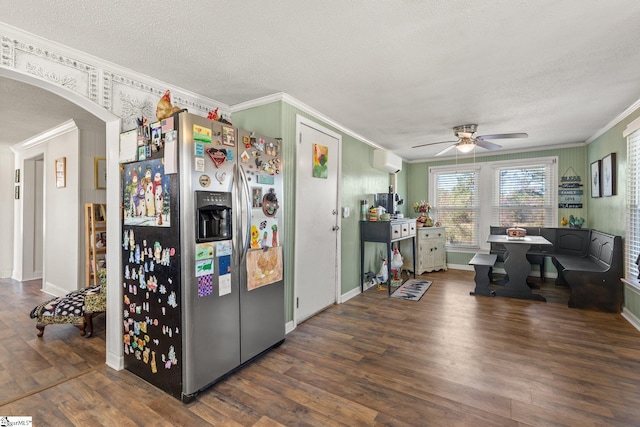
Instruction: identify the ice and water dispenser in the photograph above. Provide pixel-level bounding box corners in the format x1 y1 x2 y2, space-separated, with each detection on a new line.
195 191 232 242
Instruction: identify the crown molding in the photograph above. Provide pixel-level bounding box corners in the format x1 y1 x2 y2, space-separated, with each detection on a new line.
11 119 77 153
587 97 640 143
231 92 385 151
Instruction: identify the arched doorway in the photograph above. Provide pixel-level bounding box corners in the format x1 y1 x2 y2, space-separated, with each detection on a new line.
0 67 123 370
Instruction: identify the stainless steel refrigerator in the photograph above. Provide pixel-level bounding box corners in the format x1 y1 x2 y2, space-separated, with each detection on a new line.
120 111 285 402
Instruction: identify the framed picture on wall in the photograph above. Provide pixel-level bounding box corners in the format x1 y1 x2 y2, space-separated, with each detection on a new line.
590 160 601 198
94 157 107 189
602 153 616 197
55 157 66 188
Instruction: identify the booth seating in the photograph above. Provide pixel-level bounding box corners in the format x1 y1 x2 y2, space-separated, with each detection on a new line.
489 226 623 312
29 269 106 337
490 226 594 281
552 230 623 313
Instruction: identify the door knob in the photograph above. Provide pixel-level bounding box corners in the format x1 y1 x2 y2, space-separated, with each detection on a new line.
332 226 340 231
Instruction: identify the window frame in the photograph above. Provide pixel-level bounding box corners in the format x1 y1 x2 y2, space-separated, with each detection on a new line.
429 156 558 253
490 158 558 230
623 116 640 291
429 164 481 249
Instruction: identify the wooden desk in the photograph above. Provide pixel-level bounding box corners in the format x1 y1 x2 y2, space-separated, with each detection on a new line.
486 234 552 302
360 220 416 296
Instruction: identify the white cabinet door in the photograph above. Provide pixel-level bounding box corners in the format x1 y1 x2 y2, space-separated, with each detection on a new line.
416 227 447 273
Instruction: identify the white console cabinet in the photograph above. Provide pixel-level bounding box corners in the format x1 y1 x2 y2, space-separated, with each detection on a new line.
403 226 447 274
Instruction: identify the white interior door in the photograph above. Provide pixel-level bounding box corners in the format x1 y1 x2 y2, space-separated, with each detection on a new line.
294 116 340 323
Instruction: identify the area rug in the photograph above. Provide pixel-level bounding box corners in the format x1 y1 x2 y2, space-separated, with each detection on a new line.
390 279 432 301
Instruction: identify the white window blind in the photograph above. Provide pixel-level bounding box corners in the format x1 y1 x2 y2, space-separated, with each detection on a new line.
492 160 557 227
430 157 557 250
430 167 479 247
626 129 640 287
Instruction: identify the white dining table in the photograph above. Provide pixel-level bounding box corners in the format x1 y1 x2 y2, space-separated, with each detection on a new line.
486 234 552 301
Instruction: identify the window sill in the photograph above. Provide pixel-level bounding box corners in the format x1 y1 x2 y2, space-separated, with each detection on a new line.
622 278 640 292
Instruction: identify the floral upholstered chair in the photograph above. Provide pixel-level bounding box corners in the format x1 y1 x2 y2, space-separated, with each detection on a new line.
29 269 106 338
83 269 107 337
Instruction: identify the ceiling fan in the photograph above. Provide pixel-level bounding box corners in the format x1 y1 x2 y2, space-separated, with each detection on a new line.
412 124 528 156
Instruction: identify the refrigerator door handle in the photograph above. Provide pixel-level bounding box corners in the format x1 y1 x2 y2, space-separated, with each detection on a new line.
238 164 252 261
233 164 239 265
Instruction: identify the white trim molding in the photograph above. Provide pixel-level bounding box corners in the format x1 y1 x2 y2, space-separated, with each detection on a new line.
623 115 640 138
622 307 640 333
588 97 640 143
232 92 386 153
11 119 77 153
340 285 362 303
285 321 296 335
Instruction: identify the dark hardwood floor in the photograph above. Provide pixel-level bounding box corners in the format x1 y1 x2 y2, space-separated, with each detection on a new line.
2 270 640 426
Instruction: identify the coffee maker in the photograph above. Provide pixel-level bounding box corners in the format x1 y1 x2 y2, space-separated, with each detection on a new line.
374 186 403 217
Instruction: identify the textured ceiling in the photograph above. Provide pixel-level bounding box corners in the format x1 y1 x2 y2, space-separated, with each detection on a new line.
0 78 104 145
2 1 640 160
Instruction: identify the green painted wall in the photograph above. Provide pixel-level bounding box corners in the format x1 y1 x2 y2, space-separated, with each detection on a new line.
406 146 587 268
406 146 588 225
588 107 640 317
587 109 640 236
233 99 640 322
231 102 294 319
233 100 403 322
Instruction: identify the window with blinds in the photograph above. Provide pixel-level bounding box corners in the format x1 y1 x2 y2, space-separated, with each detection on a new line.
625 129 640 287
492 161 557 227
430 157 557 250
430 167 479 247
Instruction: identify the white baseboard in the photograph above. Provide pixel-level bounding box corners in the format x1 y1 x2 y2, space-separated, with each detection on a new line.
285 320 295 335
447 263 557 279
41 281 69 297
106 352 124 371
622 307 640 332
447 263 477 272
340 285 362 303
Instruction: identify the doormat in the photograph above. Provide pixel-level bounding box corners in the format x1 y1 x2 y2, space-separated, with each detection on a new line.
390 279 432 301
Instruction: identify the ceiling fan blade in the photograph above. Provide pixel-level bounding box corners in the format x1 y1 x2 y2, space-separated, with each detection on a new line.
475 139 502 151
478 132 528 140
435 144 457 156
412 140 458 149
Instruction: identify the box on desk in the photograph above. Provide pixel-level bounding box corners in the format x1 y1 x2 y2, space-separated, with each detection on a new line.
506 227 527 240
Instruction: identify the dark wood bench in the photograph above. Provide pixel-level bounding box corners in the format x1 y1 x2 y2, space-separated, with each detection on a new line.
490 226 592 282
552 230 623 313
489 226 622 312
469 253 498 297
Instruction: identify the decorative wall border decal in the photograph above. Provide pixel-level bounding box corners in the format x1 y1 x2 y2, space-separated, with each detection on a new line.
2 35 99 102
0 26 229 131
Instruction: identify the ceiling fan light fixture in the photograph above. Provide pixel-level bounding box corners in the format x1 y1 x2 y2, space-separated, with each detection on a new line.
456 139 475 153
